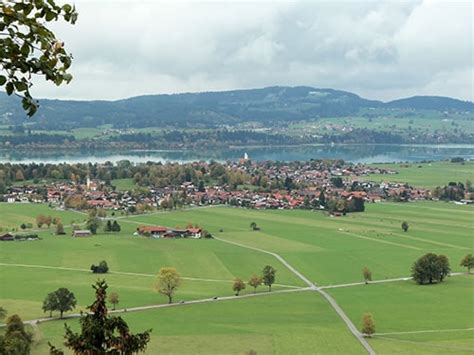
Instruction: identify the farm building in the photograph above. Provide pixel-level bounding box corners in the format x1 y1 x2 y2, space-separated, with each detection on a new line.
137 226 202 239
0 233 15 241
72 230 92 237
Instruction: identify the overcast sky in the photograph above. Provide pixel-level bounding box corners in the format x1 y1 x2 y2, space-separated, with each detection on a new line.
32 0 473 101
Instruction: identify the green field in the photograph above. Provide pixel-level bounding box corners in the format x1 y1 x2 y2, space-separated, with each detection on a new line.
111 178 136 191
367 161 474 189
0 201 473 354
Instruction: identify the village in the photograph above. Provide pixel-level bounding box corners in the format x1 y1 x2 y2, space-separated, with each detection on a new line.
0 158 433 215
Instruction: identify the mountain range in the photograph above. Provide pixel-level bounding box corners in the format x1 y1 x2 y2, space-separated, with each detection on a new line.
0 86 472 130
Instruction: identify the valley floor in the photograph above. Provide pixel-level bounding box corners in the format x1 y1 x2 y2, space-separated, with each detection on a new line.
0 201 473 354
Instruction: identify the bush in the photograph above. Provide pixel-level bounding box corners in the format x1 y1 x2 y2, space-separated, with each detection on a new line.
91 260 109 274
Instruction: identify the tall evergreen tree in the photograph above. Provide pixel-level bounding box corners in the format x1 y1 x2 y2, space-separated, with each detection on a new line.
50 280 150 354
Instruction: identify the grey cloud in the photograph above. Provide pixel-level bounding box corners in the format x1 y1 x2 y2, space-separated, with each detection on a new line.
32 0 473 101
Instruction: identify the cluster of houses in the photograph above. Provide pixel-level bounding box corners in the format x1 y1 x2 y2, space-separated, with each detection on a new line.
1 160 434 212
136 226 203 239
0 233 40 241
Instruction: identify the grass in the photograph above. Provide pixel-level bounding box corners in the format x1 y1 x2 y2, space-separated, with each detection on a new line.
111 178 136 191
33 292 366 355
0 203 86 231
367 161 474 189
327 276 474 354
0 201 473 354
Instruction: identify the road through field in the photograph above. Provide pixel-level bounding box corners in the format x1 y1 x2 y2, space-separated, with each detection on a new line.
213 236 377 355
1 287 311 327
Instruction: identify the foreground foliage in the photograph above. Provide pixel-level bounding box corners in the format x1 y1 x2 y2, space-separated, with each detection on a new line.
0 0 77 116
50 280 150 354
0 314 32 354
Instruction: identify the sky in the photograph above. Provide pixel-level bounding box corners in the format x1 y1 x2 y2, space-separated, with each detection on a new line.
32 0 473 102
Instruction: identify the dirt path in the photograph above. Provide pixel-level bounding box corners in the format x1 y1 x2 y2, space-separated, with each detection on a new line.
213 236 376 355
8 287 311 327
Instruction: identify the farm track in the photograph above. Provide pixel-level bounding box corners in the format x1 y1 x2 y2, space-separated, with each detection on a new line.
213 236 377 355
3 287 312 326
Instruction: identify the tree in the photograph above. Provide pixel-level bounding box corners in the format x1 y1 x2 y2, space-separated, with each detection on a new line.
248 275 262 293
262 265 276 292
105 220 112 233
250 222 257 230
50 280 150 354
86 216 101 234
91 260 109 274
319 190 326 207
36 214 47 228
437 254 450 282
362 267 372 284
460 254 474 273
331 176 344 188
0 314 33 355
42 292 58 317
0 1 78 116
156 267 181 304
108 292 119 311
0 306 6 320
401 221 409 232
55 222 65 235
198 180 205 192
411 253 450 285
361 313 375 337
112 220 121 232
233 278 246 296
47 288 76 318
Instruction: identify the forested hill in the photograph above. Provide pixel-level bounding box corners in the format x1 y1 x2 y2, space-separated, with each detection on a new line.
0 86 472 130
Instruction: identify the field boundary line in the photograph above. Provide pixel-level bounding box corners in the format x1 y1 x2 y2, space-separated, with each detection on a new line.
213 236 376 355
339 231 422 250
375 327 474 336
0 262 301 289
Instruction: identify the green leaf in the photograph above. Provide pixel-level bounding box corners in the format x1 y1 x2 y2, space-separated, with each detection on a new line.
0 76 6 86
63 73 73 83
5 82 14 95
62 4 72 12
14 81 28 92
21 43 30 56
45 11 56 21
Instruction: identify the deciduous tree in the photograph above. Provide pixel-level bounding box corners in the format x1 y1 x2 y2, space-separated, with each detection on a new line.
49 288 76 318
0 306 6 320
233 278 246 296
411 253 450 285
262 265 276 292
361 313 375 337
362 267 372 284
108 292 119 311
42 292 58 317
55 222 65 235
460 254 474 273
248 275 262 293
401 221 409 232
0 1 77 116
156 267 181 304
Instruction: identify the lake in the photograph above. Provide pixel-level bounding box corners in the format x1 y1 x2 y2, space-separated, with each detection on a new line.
1 144 474 164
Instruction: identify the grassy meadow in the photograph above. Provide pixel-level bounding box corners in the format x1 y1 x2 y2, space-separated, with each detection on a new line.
367 161 474 189
0 201 473 354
